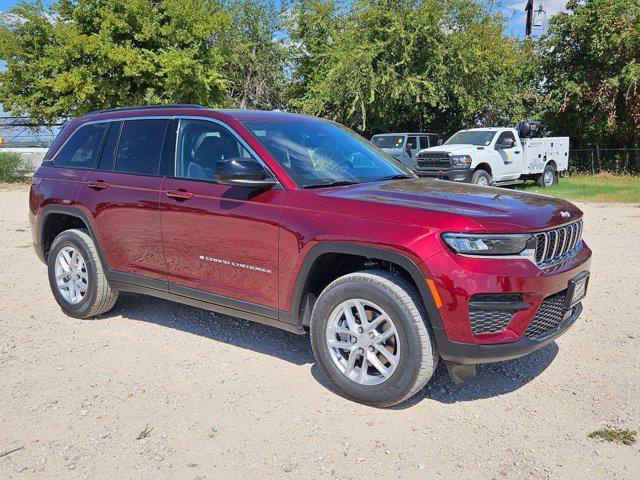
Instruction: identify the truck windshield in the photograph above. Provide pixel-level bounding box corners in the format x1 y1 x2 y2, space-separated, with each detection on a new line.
370 135 405 149
243 121 412 188
444 131 496 146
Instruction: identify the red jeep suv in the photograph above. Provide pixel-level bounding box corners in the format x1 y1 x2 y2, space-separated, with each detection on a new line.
29 105 591 406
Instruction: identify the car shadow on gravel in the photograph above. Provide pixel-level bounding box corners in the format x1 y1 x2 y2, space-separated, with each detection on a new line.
390 342 559 408
110 293 315 366
110 293 558 407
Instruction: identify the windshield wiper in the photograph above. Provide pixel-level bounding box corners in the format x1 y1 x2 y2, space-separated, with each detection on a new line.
302 180 361 189
375 174 413 181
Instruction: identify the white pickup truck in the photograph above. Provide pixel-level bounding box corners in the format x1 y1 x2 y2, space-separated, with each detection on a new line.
413 125 569 187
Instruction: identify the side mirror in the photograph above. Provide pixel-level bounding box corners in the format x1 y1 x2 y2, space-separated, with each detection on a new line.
496 138 515 150
437 138 443 146
215 158 277 189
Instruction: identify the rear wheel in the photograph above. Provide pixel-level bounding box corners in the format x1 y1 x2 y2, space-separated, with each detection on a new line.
537 163 557 187
47 228 118 318
310 270 437 407
471 169 491 186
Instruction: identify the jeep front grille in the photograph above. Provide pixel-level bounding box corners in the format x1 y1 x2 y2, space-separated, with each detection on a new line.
524 290 567 339
415 152 451 169
534 220 583 267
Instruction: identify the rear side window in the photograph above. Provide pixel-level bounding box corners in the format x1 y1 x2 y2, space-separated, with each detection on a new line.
53 123 107 169
418 136 429 149
115 119 168 175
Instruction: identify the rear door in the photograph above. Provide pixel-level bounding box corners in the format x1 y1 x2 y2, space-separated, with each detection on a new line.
77 118 169 282
160 118 283 309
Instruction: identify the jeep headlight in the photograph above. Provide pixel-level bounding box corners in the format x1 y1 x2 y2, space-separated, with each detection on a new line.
451 155 472 168
442 233 533 256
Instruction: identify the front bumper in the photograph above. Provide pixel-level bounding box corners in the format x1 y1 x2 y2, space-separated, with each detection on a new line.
439 302 582 365
414 167 472 182
420 243 592 369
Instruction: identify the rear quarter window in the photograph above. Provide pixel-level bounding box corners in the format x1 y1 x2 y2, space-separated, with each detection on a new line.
52 123 107 169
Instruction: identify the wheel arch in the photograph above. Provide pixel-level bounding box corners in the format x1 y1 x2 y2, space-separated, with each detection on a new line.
38 205 108 268
283 242 445 335
474 163 492 176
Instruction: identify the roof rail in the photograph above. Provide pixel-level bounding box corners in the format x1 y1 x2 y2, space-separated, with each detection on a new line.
86 104 206 116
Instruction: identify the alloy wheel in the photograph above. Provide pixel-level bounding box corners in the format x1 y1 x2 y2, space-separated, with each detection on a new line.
54 246 88 304
325 299 400 386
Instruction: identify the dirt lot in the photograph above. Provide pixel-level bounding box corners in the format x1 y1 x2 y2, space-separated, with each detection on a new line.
1 185 639 479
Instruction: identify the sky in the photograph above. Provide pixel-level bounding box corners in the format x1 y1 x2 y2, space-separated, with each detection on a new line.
0 0 566 39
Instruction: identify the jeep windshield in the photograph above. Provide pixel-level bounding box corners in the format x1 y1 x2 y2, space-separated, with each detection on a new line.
444 130 496 146
243 121 412 188
370 135 405 149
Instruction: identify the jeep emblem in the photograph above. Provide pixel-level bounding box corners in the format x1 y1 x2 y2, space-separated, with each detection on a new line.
561 211 570 218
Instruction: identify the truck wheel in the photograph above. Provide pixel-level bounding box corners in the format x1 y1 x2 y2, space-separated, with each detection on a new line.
537 164 557 187
47 228 118 319
310 270 438 407
471 169 491 186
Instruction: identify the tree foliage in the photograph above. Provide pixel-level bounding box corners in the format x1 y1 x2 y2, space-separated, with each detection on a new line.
540 0 640 147
225 0 290 110
287 0 536 137
0 0 637 148
0 0 231 123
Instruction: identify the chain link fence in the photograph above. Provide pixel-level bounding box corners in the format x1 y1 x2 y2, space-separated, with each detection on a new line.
569 148 640 175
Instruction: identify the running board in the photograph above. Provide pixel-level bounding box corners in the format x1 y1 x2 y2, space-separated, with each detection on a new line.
491 179 525 187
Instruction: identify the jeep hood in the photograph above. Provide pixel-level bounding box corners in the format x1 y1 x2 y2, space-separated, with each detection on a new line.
320 179 582 232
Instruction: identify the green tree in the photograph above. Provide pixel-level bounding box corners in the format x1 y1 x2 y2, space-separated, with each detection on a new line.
540 0 640 148
0 0 231 124
287 0 535 137
225 0 290 110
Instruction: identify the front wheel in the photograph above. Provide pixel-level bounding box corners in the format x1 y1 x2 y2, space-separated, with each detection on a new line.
471 169 491 186
310 270 438 407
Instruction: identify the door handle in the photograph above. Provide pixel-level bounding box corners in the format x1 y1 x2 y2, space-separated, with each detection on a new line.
514 151 521 154
88 180 109 191
166 189 194 201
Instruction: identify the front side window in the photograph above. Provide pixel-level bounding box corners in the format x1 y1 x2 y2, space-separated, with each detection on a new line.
244 120 411 188
496 131 516 148
175 119 253 181
445 130 496 146
406 136 418 150
115 119 168 175
53 123 107 169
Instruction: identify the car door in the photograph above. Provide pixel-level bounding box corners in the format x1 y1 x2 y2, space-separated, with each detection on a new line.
494 131 524 180
404 136 419 167
77 118 169 282
160 117 283 309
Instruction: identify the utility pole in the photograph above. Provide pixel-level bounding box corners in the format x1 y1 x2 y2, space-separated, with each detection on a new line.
525 0 533 38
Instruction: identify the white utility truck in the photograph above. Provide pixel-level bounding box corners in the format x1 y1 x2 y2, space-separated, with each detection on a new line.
413 122 569 187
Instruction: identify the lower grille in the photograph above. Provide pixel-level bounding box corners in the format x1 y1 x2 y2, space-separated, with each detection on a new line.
470 309 514 335
524 291 567 339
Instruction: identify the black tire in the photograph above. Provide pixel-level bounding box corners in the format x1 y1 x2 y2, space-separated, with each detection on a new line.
536 163 557 187
47 228 118 318
471 169 491 186
310 270 438 407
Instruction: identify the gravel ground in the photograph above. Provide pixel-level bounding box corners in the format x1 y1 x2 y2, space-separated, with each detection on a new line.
1 185 639 479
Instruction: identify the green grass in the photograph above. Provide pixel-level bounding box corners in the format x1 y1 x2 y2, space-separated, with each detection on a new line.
515 173 640 203
589 428 637 446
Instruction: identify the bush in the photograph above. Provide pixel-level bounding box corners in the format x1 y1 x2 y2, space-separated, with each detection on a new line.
0 151 32 182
